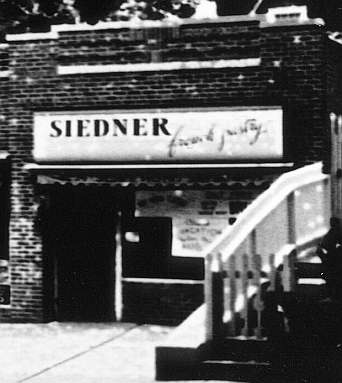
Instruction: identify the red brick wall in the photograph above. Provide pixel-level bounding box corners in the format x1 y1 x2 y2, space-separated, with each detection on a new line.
0 17 338 321
261 25 327 164
0 39 57 321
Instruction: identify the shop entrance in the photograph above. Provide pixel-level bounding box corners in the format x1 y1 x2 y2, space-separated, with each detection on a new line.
122 217 172 278
43 187 117 322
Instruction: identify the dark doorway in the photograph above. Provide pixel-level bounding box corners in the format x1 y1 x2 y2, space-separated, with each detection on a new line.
122 216 204 280
123 217 172 278
44 187 117 322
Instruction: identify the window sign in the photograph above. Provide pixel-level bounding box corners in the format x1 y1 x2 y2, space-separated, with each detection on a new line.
33 107 283 163
136 190 234 257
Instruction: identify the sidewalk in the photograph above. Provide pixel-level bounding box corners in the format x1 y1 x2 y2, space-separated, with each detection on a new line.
0 322 226 383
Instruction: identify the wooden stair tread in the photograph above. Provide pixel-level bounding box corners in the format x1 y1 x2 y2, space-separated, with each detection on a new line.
295 262 324 279
202 360 271 366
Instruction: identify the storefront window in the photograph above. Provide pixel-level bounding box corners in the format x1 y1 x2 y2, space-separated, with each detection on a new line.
135 190 235 257
122 189 244 280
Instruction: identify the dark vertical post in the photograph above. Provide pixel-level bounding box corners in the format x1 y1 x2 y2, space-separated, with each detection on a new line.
212 267 224 341
330 113 338 218
228 254 237 336
115 210 122 321
287 192 296 244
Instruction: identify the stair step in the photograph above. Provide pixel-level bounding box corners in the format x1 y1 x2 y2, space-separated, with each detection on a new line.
205 337 273 362
297 246 319 261
202 360 271 366
296 283 328 300
298 278 325 285
199 359 272 381
295 262 323 279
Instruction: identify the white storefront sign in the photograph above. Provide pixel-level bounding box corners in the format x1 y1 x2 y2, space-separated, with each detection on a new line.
33 107 283 163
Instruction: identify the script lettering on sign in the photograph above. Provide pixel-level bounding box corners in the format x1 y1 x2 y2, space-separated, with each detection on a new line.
168 118 265 158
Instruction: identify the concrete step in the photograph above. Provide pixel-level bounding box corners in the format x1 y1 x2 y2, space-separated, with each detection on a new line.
294 260 327 300
295 282 328 301
156 357 274 381
204 337 273 362
295 262 324 279
198 359 272 381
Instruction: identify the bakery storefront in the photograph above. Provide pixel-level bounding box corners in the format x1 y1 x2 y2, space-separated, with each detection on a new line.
28 106 286 324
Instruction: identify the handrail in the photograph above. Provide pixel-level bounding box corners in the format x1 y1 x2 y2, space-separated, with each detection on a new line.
205 162 329 262
205 162 331 341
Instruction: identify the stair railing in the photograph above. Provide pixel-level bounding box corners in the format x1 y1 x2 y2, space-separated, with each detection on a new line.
205 162 330 341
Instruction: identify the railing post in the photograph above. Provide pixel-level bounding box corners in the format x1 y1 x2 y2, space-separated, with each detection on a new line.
337 115 342 220
287 192 296 244
282 250 296 292
330 112 342 221
241 253 249 337
331 113 338 218
228 254 237 336
205 253 213 341
268 253 276 292
252 253 263 339
323 177 331 228
211 252 224 341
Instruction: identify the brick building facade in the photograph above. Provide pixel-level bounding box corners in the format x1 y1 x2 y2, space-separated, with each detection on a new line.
0 7 340 323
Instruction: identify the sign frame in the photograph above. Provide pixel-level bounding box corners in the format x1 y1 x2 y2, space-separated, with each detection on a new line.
33 106 287 164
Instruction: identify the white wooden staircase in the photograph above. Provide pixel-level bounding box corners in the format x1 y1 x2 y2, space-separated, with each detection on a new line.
156 162 334 381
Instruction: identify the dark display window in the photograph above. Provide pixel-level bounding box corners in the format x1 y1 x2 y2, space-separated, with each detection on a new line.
122 217 204 280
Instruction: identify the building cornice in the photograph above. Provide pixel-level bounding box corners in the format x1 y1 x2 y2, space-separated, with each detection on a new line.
5 13 324 42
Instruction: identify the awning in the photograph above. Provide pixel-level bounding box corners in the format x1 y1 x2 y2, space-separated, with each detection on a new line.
25 162 294 189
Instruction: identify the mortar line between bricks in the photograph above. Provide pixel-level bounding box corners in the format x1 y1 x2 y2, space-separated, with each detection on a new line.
16 324 140 383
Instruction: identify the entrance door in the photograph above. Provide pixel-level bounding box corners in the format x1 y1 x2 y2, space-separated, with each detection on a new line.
44 187 116 322
123 217 172 278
